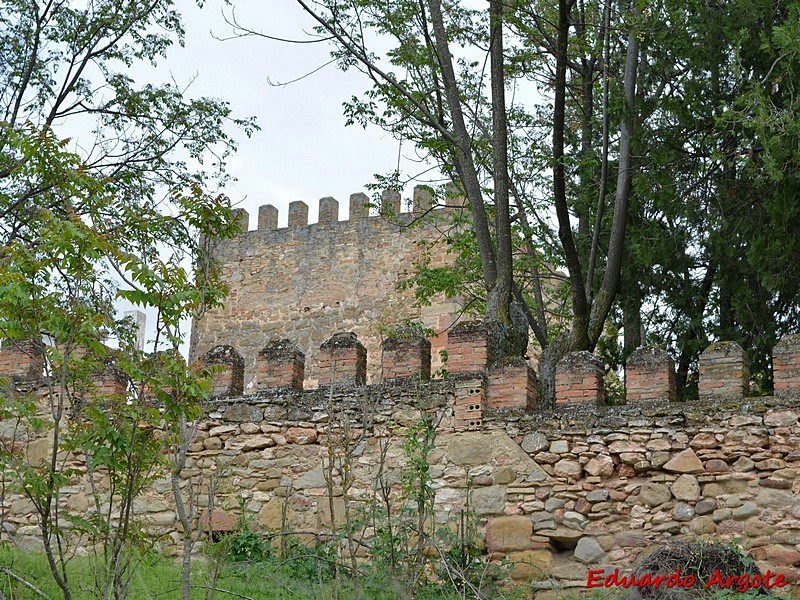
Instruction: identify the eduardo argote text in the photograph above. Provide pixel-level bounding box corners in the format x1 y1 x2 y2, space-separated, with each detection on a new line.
587 567 788 593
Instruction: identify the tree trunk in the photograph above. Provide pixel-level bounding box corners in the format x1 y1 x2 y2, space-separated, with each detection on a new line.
487 0 527 359
587 10 640 346
538 332 573 406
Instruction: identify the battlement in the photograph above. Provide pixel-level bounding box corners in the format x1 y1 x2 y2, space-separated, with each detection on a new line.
192 188 464 391
226 186 451 241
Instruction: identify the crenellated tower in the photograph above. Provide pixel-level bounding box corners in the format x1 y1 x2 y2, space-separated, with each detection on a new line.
190 187 463 391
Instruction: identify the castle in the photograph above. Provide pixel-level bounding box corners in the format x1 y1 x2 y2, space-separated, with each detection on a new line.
4 189 800 593
190 187 464 390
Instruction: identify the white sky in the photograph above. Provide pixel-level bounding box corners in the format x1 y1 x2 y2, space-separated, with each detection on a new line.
113 0 442 352
159 0 439 227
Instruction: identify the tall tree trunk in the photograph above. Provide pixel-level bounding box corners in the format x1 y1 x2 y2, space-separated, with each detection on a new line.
487 0 526 358
587 9 640 346
553 0 591 351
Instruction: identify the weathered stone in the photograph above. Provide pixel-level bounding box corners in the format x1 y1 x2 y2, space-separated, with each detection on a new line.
544 498 566 512
508 549 553 580
562 511 588 531
755 488 797 509
584 455 614 478
755 458 785 471
318 497 346 528
703 479 749 497
765 545 800 566
639 482 671 507
764 410 798 427
554 459 582 479
673 502 694 521
586 489 609 503
284 428 317 445
614 532 650 548
732 502 759 520
732 457 755 472
712 508 733 522
574 537 606 564
695 499 716 515
223 404 263 423
471 486 507 516
704 459 729 473
494 466 516 485
203 437 222 450
670 474 700 501
521 432 549 454
241 435 276 451
549 440 569 454
689 432 718 449
485 516 532 553
663 448 704 474
295 468 327 489
445 432 549 483
689 516 716 534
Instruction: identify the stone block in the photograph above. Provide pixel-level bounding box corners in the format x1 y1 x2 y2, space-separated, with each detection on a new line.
381 327 431 383
318 332 367 387
773 334 800 397
625 346 676 402
447 322 493 375
287 200 308 227
485 516 533 553
348 192 369 220
318 196 339 225
380 189 401 215
487 357 537 410
198 345 245 398
232 208 249 233
256 339 304 391
413 185 434 213
258 204 278 231
699 341 748 400
555 351 605 405
663 448 704 474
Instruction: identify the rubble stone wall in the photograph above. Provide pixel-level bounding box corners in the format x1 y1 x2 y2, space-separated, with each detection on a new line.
4 380 800 591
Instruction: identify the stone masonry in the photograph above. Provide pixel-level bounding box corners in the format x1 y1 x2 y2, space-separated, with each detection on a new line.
191 190 463 391
4 334 800 596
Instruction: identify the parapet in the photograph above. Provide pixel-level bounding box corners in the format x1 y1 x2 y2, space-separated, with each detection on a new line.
234 186 448 235
6 332 800 408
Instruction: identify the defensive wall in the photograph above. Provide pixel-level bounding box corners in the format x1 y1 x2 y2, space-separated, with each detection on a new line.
190 188 465 392
3 331 800 594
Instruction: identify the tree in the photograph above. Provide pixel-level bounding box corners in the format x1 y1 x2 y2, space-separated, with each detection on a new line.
0 0 252 596
613 0 800 395
233 0 800 401
224 0 644 402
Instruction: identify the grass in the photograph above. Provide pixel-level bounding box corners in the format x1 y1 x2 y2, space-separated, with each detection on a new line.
0 544 477 600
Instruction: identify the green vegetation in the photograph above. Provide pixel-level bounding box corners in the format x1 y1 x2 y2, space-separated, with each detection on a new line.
0 542 501 600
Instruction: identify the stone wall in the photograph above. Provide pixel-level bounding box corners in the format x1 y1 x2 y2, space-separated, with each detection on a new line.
191 191 463 391
4 334 800 594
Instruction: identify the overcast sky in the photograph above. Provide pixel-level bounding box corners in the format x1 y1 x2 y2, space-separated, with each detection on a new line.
114 0 441 351
155 0 438 228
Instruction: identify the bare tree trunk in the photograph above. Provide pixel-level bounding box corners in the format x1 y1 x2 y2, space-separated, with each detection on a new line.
585 0 613 299
538 332 573 406
553 0 591 351
587 10 640 345
172 415 199 600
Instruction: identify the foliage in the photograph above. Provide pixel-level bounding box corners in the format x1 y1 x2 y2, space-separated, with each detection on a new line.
232 0 800 400
0 0 255 597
